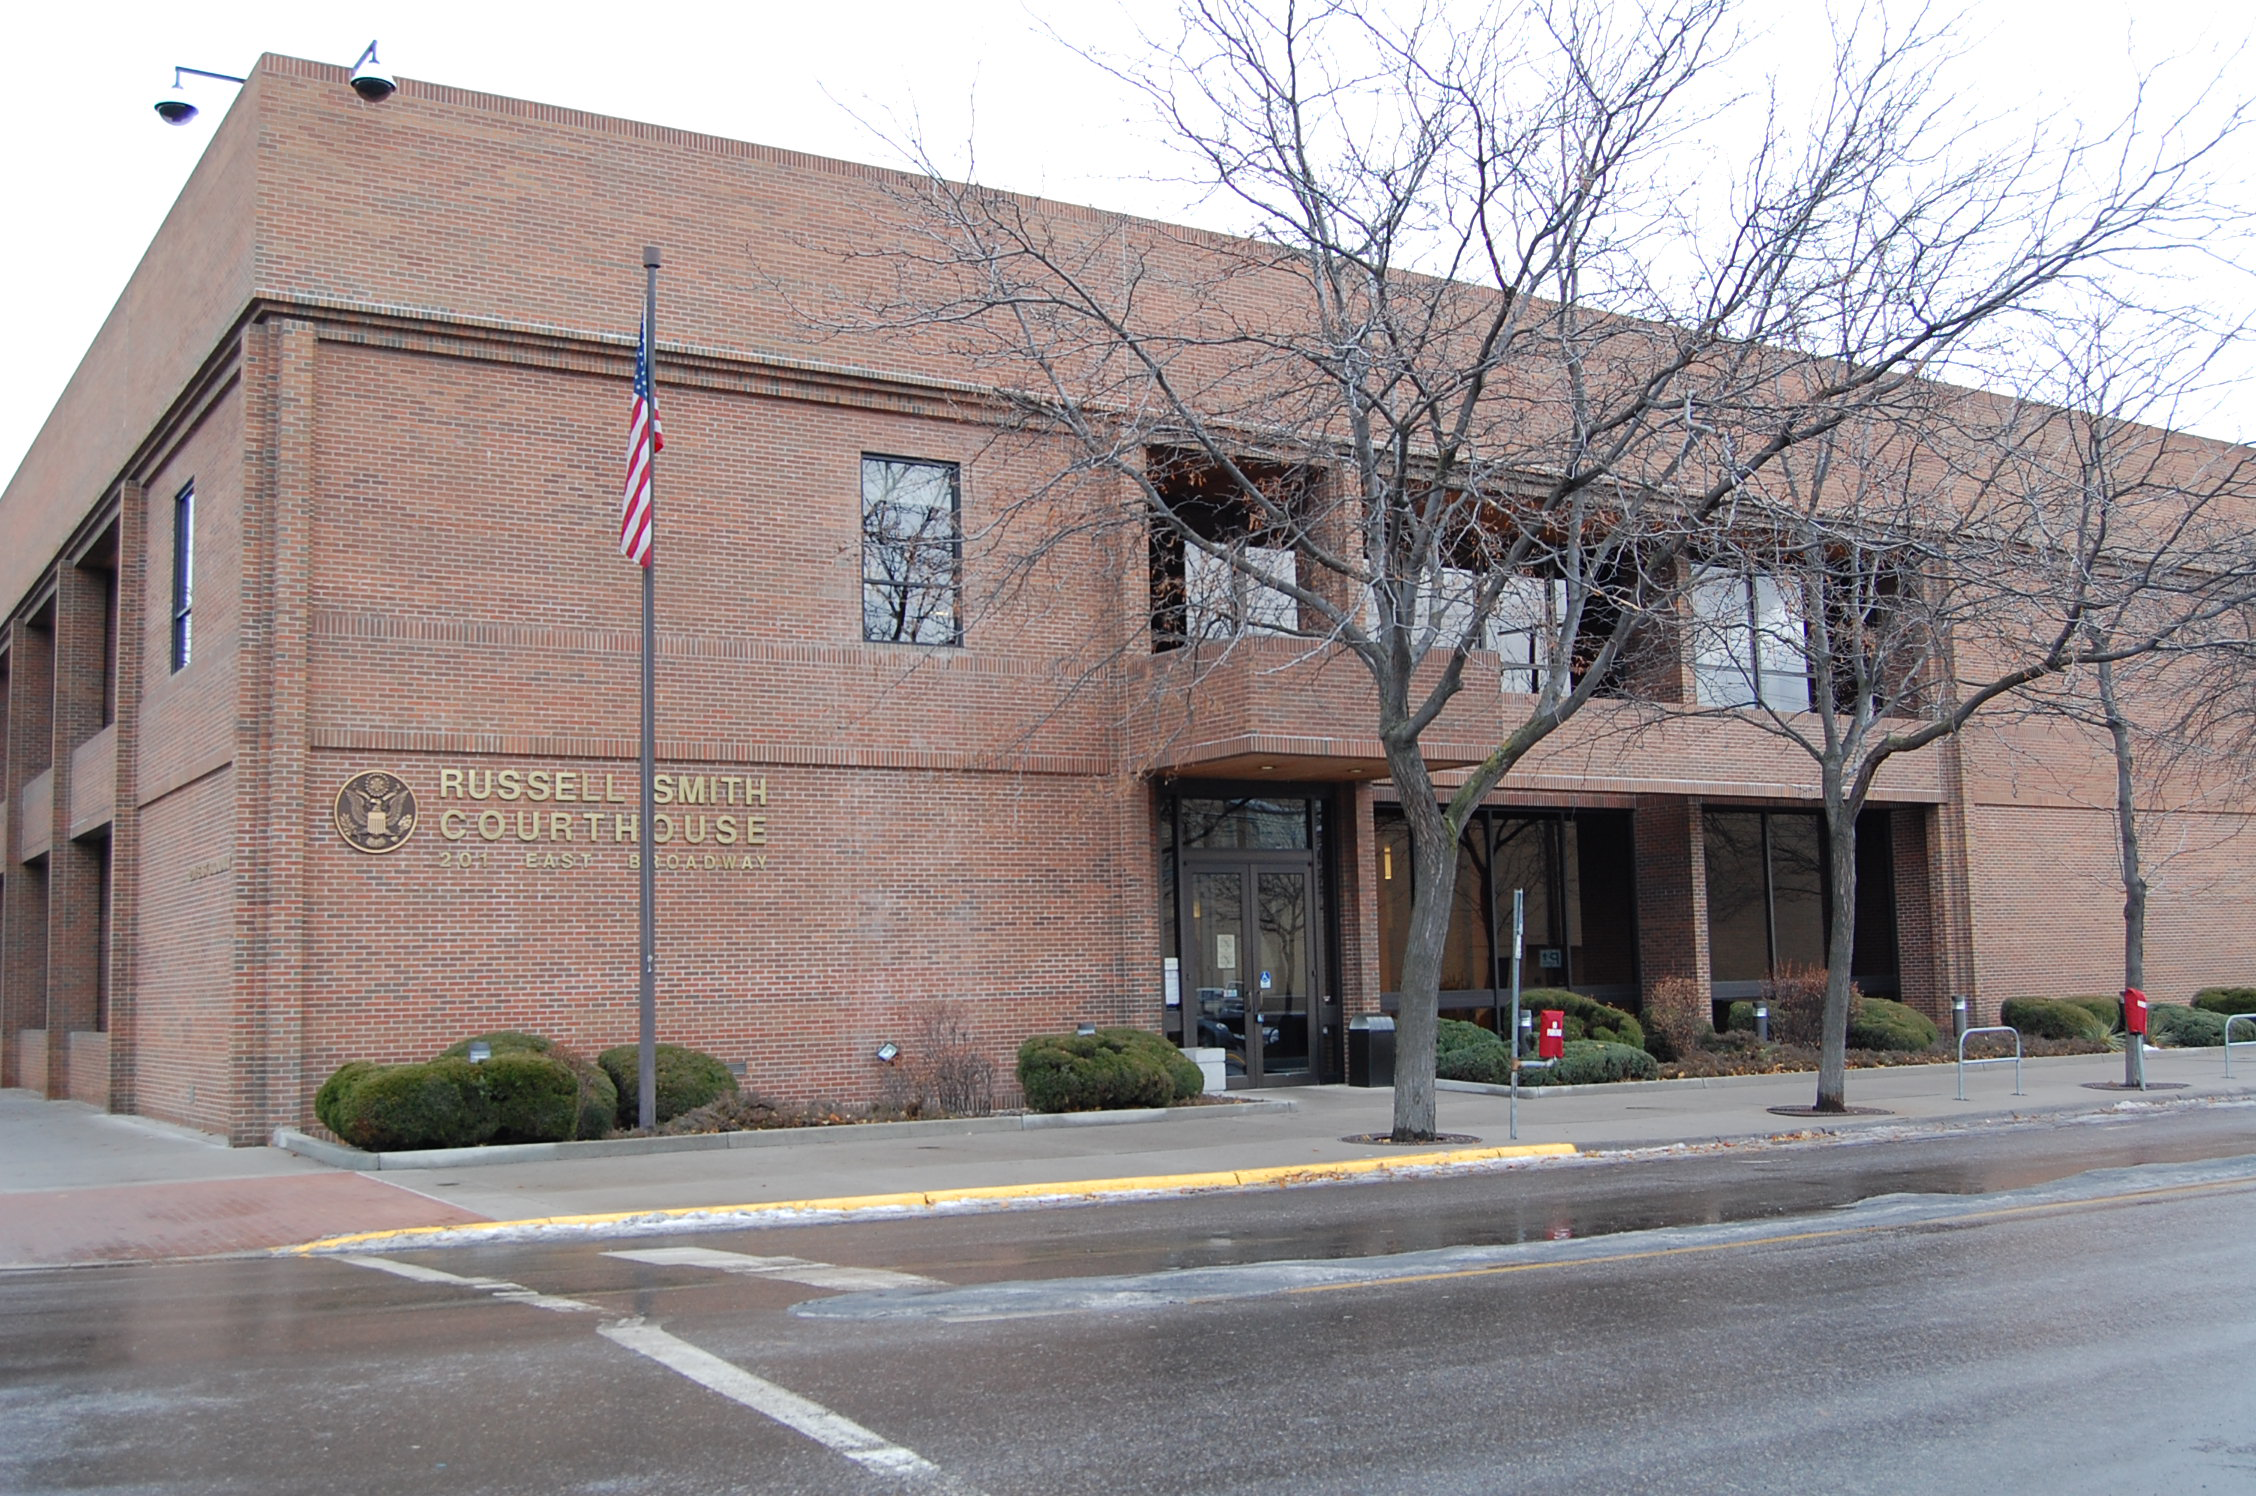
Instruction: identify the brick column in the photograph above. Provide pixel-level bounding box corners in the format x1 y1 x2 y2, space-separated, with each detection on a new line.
106 484 146 1112
1633 795 1710 1022
1889 806 1942 1021
2 616 55 1089
1336 779 1381 1014
230 320 317 1143
44 564 109 1096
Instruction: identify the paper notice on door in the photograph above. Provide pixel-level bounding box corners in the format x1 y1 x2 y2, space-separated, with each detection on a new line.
1215 933 1238 969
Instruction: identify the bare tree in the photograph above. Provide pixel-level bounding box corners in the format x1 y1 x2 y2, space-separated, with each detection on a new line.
1687 368 2256 1109
819 0 2248 1136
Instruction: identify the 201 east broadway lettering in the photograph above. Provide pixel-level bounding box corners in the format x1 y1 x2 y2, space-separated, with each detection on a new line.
433 766 770 849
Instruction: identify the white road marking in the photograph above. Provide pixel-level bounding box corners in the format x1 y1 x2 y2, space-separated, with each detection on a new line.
336 1253 598 1313
599 1317 967 1485
606 1245 943 1291
334 1253 979 1489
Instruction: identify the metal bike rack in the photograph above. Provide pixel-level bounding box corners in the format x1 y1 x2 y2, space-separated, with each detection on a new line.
1957 1025 2024 1101
2226 1013 2256 1080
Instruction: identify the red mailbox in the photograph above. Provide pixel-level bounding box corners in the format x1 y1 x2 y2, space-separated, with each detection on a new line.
1538 1009 1566 1060
2123 988 2149 1035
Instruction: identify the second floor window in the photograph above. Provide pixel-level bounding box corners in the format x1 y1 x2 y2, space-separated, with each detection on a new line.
861 455 962 646
171 483 195 672
1690 564 1810 710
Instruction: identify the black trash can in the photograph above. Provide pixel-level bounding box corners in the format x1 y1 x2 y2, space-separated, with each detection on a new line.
1347 1014 1396 1087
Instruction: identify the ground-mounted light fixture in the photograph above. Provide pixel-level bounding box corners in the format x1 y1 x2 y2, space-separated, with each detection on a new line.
874 1041 901 1064
466 1040 492 1064
1753 1003 1770 1043
348 40 396 102
1076 1022 1098 1037
154 66 246 126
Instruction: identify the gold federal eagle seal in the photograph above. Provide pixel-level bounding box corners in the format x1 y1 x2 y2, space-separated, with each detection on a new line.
334 770 418 854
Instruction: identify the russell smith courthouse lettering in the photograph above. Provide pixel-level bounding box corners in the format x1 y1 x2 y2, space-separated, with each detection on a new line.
331 765 775 871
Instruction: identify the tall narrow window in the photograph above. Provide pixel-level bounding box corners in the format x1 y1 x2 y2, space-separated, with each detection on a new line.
1689 564 1809 709
1492 575 1566 695
170 483 195 672
861 456 962 646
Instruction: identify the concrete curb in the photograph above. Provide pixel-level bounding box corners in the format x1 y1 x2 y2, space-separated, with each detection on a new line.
277 1140 1579 1255
272 1095 1300 1172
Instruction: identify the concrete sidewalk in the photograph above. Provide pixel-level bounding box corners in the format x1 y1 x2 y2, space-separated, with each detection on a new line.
5 1045 2251 1266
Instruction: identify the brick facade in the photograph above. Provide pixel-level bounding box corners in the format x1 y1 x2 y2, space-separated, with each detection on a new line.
5 56 2254 1142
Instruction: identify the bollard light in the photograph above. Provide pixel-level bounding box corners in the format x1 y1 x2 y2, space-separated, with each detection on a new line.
1753 1003 1770 1044
1952 996 1969 1037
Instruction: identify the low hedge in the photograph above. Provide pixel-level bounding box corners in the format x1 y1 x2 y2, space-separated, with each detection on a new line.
1847 997 1940 1053
1999 997 2111 1043
1518 989 1645 1052
325 1058 497 1152
2193 987 2256 1016
1017 1027 1203 1112
1436 1018 1504 1065
315 1060 383 1138
477 1051 582 1144
437 1031 621 1139
599 1043 739 1126
1440 1037 1657 1086
2058 996 2123 1032
2148 1003 2256 1047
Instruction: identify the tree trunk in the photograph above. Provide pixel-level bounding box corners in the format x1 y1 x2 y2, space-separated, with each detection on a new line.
1385 747 1460 1142
1814 797 1861 1113
2097 658 2146 1087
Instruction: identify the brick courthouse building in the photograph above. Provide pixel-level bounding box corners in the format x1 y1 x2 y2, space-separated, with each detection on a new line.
5 57 2254 1143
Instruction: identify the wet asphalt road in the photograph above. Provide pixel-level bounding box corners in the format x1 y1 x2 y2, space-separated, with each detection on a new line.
5 1104 2254 1495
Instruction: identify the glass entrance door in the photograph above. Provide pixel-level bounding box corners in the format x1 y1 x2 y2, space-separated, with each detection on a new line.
1188 864 1314 1084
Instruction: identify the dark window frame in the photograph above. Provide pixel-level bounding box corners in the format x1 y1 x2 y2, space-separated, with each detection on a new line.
170 483 195 672
860 454 964 647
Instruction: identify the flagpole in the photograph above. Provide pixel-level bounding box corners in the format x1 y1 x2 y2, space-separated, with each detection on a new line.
637 245 661 1132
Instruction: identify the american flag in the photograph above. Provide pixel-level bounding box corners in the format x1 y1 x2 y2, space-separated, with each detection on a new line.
618 312 662 565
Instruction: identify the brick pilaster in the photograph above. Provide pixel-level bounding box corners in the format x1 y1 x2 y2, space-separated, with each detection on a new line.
106 483 146 1112
2 616 55 1088
1633 795 1710 1020
43 564 109 1095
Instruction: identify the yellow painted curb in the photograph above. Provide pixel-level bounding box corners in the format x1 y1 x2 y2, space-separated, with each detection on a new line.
281 1141 1576 1256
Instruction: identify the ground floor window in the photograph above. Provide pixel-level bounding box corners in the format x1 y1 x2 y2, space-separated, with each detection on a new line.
1375 806 1639 1019
1702 808 1898 1000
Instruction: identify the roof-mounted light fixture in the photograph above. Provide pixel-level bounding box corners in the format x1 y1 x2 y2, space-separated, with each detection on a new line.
154 66 246 126
348 40 396 102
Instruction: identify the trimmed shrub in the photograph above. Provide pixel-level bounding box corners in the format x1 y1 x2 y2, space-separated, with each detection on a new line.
1725 1000 1758 1033
1439 1037 1658 1086
478 1050 581 1144
2059 996 2123 1032
314 1061 383 1138
1848 997 1940 1052
2193 987 2256 1016
1999 997 2111 1043
1518 989 1645 1052
599 1043 740 1127
2148 1003 2229 1048
331 1058 496 1152
1017 1027 1204 1112
437 1030 555 1060
1524 1039 1659 1087
1436 1018 1505 1064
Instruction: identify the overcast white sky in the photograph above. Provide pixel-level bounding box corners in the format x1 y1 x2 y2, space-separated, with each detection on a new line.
5 0 2254 485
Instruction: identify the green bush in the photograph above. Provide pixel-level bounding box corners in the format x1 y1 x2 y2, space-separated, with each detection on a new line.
1439 1037 1657 1086
2147 1004 2228 1048
2000 997 2111 1043
1725 1000 1757 1033
436 1030 555 1059
330 1058 496 1152
2193 987 2256 1016
1518 989 1645 1052
1436 1018 1505 1064
1016 1027 1203 1112
599 1043 740 1126
1524 1039 1659 1087
2058 997 2123 1032
1848 997 1941 1052
477 1050 581 1144
315 1061 383 1137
